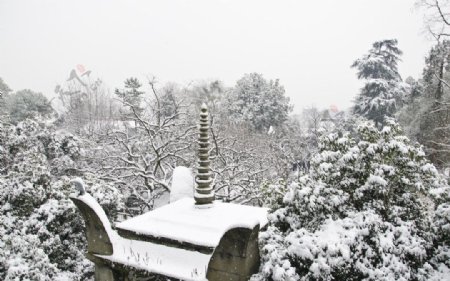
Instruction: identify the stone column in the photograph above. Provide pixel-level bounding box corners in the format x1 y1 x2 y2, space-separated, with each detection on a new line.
194 103 215 205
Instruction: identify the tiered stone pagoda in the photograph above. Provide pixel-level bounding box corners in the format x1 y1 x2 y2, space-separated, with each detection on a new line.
70 104 268 281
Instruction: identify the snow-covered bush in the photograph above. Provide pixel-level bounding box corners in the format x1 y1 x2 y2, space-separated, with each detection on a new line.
426 175 450 280
0 120 124 280
253 119 448 281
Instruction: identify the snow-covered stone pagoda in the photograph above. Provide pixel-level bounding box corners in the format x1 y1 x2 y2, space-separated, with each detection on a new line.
70 104 268 281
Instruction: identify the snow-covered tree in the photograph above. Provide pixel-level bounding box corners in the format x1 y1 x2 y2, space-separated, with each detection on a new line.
209 122 281 204
427 178 450 280
0 120 124 280
206 110 311 206
352 39 406 126
227 73 292 132
185 80 227 115
94 79 197 214
253 119 447 281
397 40 450 169
5 89 54 124
114 77 145 119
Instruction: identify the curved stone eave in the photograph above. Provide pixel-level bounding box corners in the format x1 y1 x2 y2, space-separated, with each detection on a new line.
207 224 261 281
70 196 114 255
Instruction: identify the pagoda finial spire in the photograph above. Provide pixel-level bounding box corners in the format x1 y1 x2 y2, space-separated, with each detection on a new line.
194 103 214 206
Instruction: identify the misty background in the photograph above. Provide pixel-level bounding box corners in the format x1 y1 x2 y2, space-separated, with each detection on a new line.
0 0 432 112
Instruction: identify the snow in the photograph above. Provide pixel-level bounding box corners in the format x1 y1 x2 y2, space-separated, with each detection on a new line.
422 163 438 174
428 263 450 281
98 236 211 281
170 166 194 203
116 198 268 248
368 174 388 186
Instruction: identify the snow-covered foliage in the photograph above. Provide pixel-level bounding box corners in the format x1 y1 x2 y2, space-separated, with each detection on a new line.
5 90 55 124
428 175 450 281
296 106 353 170
91 79 196 215
352 40 406 125
226 73 292 132
0 120 124 280
93 77 301 211
209 120 306 205
253 119 449 281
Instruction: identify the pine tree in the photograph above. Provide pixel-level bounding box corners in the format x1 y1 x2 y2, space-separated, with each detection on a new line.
115 77 145 117
352 39 405 126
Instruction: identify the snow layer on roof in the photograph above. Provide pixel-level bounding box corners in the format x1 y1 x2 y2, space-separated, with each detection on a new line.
116 198 268 248
98 235 211 281
73 193 211 280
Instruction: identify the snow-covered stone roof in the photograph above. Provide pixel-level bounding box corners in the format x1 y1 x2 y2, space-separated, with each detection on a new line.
73 193 268 281
116 198 268 248
97 235 212 281
72 192 216 280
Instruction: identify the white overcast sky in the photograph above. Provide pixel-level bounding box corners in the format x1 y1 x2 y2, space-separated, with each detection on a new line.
0 0 433 113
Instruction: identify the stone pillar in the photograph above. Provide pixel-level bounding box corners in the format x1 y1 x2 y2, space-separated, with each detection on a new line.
194 103 215 205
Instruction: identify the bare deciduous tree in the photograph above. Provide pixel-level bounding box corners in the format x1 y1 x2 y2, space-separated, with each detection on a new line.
94 79 196 214
418 0 450 40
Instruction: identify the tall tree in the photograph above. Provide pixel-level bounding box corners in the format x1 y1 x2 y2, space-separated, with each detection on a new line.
352 39 405 126
422 40 450 100
398 40 450 169
227 73 292 132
